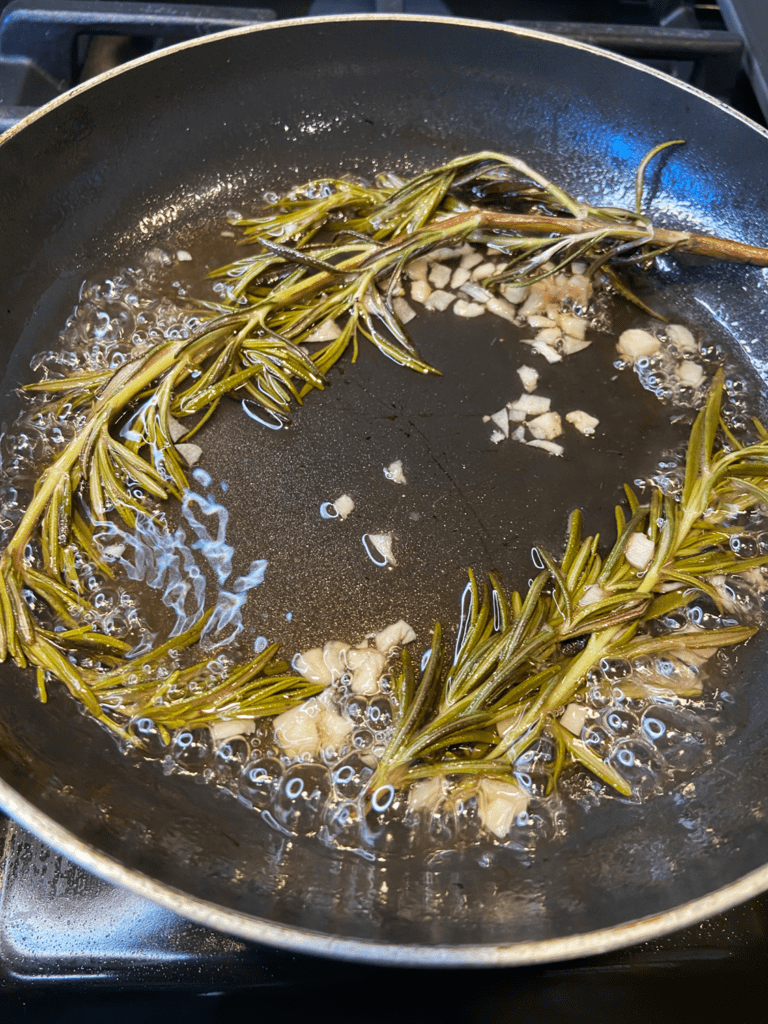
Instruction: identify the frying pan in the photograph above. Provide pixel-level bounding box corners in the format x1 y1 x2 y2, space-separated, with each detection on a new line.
2 14 768 967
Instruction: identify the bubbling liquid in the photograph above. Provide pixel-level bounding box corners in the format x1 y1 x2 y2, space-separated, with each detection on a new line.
1 244 765 860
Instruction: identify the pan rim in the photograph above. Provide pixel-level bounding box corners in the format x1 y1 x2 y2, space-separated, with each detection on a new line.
3 774 768 966
2 11 768 966
1 13 767 147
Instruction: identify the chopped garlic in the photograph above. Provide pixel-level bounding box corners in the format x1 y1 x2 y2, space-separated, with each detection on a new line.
558 312 586 340
667 323 697 353
459 280 493 303
528 314 557 329
428 263 451 289
527 439 564 456
489 408 510 436
306 319 342 342
453 299 485 318
366 531 396 566
678 360 705 388
518 286 548 318
374 619 416 653
408 775 447 814
428 245 463 262
485 296 517 324
500 283 528 304
535 326 561 345
566 409 599 436
176 250 193 261
490 429 506 444
347 647 388 695
579 584 607 607
510 424 526 442
176 442 202 467
392 296 416 324
625 532 655 570
384 459 407 484
477 778 528 838
560 703 590 736
407 257 429 281
527 411 563 441
471 261 496 281
210 718 255 743
446 266 468 290
517 365 539 393
411 279 432 304
334 494 355 520
561 336 591 356
424 289 455 312
509 393 550 416
274 702 321 758
529 339 562 363
293 648 333 685
459 251 484 270
167 415 187 442
617 328 661 361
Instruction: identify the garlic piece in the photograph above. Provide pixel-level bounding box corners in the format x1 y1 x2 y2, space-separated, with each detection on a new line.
428 262 451 289
384 459 407 484
453 299 485 318
485 296 517 324
411 279 432 304
517 365 539 393
678 360 705 388
566 410 599 436
407 775 447 815
666 323 697 353
579 584 607 607
374 619 416 653
561 336 592 356
365 531 397 567
477 778 528 838
274 701 321 758
560 703 590 736
625 532 655 570
529 339 562 363
176 443 202 467
450 266 471 289
210 718 256 743
424 289 455 312
333 494 355 520
527 411 563 441
392 296 417 324
527 439 564 456
305 319 342 342
489 408 510 437
617 328 661 361
347 647 388 695
509 393 551 417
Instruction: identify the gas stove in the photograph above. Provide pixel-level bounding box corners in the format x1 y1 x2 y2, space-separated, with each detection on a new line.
2 3 768 1019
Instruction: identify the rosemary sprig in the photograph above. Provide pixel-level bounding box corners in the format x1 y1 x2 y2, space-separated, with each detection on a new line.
1 147 767 757
366 373 768 799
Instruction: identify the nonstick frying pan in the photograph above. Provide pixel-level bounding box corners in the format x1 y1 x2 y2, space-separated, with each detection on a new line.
2 15 768 966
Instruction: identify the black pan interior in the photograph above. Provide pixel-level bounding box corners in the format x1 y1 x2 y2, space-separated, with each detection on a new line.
2 17 768 958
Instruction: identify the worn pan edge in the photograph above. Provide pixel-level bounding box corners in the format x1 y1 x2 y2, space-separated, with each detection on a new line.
2 14 768 148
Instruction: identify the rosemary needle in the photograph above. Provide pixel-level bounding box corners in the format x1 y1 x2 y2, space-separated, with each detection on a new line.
367 372 768 797
0 147 767 778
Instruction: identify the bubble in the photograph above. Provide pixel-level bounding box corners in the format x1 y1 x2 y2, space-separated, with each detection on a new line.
366 696 393 732
171 728 213 769
239 756 283 809
213 737 250 783
130 717 168 758
274 764 329 834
